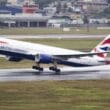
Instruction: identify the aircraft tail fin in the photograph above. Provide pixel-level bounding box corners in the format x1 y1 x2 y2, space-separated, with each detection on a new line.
91 35 110 60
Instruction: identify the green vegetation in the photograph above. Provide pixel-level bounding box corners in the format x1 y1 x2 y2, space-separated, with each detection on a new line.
93 7 110 18
0 80 110 110
0 0 7 6
0 28 110 35
0 38 102 69
22 38 100 50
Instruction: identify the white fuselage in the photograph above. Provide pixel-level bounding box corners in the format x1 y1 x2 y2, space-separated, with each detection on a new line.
0 38 106 67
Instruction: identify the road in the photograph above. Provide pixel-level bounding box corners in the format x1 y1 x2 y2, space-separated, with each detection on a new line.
0 65 110 82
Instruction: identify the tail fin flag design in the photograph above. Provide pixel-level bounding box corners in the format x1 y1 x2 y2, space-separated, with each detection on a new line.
91 35 110 59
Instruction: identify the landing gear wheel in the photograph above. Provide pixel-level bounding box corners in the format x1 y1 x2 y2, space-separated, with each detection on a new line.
55 69 61 75
32 66 43 72
49 66 55 70
49 66 61 74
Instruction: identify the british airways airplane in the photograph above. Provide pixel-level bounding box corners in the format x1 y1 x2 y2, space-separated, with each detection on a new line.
0 35 110 73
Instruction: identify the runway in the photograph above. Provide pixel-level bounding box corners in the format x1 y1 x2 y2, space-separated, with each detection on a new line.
0 65 110 82
1 34 106 39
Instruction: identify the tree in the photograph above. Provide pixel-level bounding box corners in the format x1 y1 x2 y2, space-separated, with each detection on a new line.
104 7 110 13
83 15 89 32
83 15 89 24
63 3 68 13
56 2 62 13
0 0 7 6
68 7 73 13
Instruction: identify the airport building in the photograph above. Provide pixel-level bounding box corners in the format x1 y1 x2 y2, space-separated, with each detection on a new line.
0 5 51 28
0 13 51 27
0 6 22 15
22 3 39 13
8 0 29 6
76 0 108 13
8 0 18 5
0 0 51 28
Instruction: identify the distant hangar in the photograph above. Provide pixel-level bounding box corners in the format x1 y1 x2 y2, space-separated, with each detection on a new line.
0 13 52 27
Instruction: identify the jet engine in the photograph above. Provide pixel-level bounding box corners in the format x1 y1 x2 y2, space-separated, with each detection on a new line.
6 56 22 62
35 54 53 64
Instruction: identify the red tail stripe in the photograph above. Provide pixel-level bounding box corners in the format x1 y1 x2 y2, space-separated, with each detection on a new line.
102 39 110 45
97 53 105 58
94 48 105 58
0 41 7 44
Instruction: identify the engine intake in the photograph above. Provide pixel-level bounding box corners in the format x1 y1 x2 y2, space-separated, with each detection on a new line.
35 54 53 63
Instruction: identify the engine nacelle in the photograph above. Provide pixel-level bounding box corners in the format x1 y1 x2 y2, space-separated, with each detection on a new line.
6 56 22 62
35 54 53 64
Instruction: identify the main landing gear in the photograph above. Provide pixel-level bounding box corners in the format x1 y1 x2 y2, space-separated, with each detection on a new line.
49 61 61 74
49 66 61 74
32 62 61 74
32 63 43 72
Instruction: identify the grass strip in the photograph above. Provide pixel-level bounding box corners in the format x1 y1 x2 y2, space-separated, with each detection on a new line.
0 80 110 110
0 28 110 35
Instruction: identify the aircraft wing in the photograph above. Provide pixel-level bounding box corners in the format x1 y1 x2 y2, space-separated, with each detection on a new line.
31 51 110 64
54 51 110 58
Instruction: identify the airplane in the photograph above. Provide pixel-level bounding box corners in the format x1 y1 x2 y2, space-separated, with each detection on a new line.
0 35 110 73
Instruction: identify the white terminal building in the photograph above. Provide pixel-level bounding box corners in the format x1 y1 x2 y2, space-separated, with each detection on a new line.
0 13 52 27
